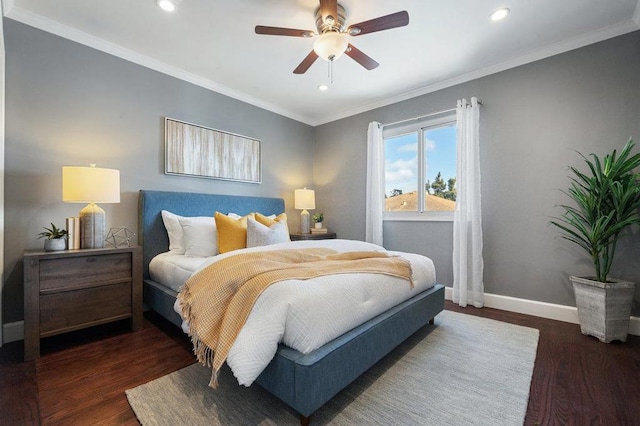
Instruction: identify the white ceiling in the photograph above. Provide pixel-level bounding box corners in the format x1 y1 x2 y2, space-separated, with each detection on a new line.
4 0 640 126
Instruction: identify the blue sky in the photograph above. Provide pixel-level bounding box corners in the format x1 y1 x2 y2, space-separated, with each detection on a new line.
385 125 457 196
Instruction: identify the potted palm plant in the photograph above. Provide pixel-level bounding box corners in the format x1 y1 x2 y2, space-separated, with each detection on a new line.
38 223 68 251
550 139 640 342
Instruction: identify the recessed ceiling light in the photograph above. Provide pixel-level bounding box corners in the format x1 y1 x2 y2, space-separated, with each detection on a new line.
490 8 510 22
157 0 176 12
318 84 329 91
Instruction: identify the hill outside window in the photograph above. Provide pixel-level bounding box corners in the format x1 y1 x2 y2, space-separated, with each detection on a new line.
383 113 457 221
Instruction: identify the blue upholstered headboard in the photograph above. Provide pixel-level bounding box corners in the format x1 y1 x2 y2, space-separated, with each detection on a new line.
138 190 285 279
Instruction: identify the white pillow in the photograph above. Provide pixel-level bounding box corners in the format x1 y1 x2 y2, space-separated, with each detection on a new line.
161 210 185 254
178 216 218 257
246 217 290 248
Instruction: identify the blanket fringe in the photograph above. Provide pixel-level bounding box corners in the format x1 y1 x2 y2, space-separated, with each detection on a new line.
209 368 220 388
178 285 217 369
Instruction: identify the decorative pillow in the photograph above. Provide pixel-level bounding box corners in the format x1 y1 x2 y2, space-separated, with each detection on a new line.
178 216 218 257
215 212 255 253
255 212 287 227
247 217 290 248
161 210 185 254
226 212 243 220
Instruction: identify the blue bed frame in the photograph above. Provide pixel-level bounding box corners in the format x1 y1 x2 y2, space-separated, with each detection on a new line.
139 190 444 423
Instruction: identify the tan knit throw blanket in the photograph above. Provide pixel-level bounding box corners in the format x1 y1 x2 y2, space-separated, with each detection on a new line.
177 248 413 387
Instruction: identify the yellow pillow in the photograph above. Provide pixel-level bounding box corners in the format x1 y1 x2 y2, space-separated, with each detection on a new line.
214 212 255 254
255 212 287 227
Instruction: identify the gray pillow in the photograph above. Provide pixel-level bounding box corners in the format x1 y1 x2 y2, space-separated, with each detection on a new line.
246 217 290 247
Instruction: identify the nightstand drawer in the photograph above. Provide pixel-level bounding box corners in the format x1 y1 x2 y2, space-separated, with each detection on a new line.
39 253 132 292
39 282 132 336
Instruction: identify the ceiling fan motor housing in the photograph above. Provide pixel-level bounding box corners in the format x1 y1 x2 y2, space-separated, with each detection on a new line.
315 3 347 33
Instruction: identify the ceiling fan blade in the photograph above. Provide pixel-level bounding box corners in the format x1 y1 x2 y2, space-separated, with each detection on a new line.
293 50 319 74
255 26 314 37
319 0 338 25
345 44 379 70
347 10 409 36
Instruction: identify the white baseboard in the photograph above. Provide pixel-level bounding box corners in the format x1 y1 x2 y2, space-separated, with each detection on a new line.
444 287 640 337
2 320 24 344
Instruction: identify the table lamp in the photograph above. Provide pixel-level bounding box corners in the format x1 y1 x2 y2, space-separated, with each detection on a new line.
294 188 315 234
62 164 120 249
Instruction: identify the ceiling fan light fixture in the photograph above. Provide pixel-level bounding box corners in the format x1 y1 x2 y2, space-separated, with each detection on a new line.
490 8 510 21
313 32 348 61
157 0 176 12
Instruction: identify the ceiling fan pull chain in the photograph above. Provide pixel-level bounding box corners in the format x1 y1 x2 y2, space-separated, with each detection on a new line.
330 58 335 84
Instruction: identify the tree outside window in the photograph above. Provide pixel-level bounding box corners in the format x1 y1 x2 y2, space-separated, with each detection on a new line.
384 115 457 217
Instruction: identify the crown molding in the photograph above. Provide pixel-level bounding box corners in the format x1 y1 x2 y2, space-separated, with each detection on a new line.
3 4 314 125
1 0 14 16
312 18 640 126
5 2 640 127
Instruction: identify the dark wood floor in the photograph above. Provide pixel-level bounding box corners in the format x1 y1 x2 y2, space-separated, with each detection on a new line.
1 302 639 425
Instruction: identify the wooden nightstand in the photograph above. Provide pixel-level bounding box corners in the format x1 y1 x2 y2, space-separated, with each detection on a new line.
23 246 142 361
290 232 337 241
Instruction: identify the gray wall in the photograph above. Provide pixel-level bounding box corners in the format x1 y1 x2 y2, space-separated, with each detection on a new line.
3 19 315 323
314 31 640 312
4 18 640 324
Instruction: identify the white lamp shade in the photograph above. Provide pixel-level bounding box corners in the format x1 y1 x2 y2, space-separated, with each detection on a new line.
62 166 121 203
313 32 348 61
294 188 315 210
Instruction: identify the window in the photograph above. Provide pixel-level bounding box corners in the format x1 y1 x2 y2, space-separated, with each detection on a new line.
383 114 457 220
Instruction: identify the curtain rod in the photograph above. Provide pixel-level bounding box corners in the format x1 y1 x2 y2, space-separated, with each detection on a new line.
381 99 483 129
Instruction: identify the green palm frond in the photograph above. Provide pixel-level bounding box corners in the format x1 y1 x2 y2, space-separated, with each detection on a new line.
550 139 640 282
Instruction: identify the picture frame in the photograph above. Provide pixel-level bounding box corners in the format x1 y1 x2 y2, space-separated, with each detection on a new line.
164 117 261 184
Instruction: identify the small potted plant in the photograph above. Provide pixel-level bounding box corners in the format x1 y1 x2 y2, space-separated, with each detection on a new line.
38 223 68 251
312 212 324 229
550 139 640 342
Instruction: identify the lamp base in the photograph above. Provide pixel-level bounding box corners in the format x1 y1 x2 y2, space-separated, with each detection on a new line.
300 209 311 234
80 202 106 249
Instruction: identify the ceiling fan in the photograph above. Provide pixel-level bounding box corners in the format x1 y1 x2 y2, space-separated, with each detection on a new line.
255 0 409 74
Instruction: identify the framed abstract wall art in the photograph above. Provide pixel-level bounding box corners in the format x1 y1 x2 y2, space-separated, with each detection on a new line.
165 118 261 183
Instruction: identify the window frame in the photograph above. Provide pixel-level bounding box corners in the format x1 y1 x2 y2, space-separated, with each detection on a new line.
383 113 457 222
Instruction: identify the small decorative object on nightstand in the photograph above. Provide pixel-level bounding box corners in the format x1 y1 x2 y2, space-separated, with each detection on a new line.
37 223 68 252
23 246 142 361
312 212 324 229
290 231 336 241
106 227 136 248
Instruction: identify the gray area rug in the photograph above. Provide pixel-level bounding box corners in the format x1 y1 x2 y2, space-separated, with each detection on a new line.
127 310 539 425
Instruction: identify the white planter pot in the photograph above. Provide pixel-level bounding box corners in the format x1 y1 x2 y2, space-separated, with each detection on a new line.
314 222 323 229
44 238 66 252
570 276 636 343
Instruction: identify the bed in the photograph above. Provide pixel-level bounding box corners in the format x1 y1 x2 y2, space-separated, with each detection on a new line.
139 190 444 424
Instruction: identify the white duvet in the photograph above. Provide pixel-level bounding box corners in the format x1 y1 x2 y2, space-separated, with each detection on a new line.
163 239 436 386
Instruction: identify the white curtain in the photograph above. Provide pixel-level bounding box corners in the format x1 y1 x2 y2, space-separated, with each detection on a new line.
365 121 384 246
452 97 484 307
